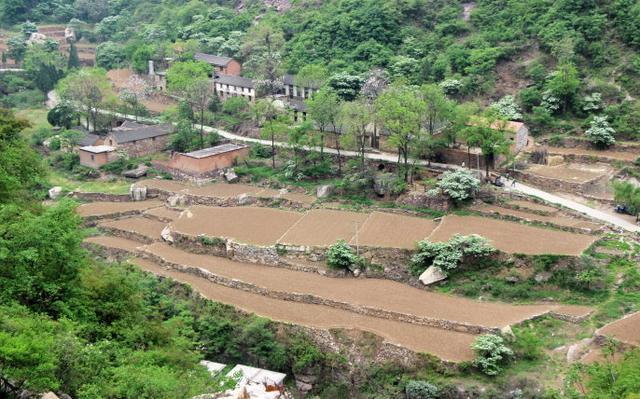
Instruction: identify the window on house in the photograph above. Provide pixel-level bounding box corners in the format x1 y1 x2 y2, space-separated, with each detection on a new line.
91 154 95 161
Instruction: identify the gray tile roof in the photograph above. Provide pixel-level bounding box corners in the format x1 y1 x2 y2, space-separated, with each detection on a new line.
215 75 255 89
78 133 100 146
110 123 174 143
283 74 320 89
195 52 234 67
183 143 248 159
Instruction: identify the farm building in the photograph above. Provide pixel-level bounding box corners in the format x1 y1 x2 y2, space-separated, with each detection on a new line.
282 74 318 100
102 121 174 157
79 145 117 168
493 120 530 153
214 75 255 102
195 53 242 77
168 143 249 176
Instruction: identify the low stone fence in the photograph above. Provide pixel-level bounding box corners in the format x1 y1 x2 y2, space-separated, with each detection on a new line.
146 187 310 210
83 210 147 225
511 169 608 195
97 225 156 244
70 191 131 202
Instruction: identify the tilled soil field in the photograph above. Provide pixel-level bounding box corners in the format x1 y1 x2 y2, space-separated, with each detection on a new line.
144 242 586 329
173 206 304 246
427 215 598 255
187 184 264 198
279 209 370 247
132 257 477 361
85 235 144 252
77 201 163 217
350 211 439 249
526 163 613 183
472 204 601 231
545 146 637 162
596 312 640 346
507 200 559 214
144 206 183 222
99 217 167 241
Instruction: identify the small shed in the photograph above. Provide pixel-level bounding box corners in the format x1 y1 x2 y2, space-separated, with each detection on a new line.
79 145 117 168
168 143 249 176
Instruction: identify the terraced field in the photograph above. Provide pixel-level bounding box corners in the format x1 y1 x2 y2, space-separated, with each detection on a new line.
471 203 602 231
596 312 640 346
79 199 598 361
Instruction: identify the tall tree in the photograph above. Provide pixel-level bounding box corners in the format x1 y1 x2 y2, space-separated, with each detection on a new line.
253 98 282 168
341 99 371 172
23 45 66 94
67 43 80 69
360 68 389 148
183 78 214 149
376 83 426 181
306 87 341 160
545 63 580 114
243 25 284 97
57 68 114 132
460 116 511 177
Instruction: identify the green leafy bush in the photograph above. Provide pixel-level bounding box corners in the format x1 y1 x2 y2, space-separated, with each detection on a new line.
585 116 616 148
472 334 513 376
411 234 495 276
405 380 438 399
326 240 361 270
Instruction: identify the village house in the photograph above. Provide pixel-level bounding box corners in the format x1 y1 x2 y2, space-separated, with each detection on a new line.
167 143 249 176
100 121 175 157
78 145 117 168
282 74 318 100
214 75 256 102
492 120 530 153
195 53 242 77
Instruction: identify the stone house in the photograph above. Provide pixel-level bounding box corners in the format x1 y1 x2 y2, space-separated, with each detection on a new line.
79 145 117 168
195 53 242 77
282 74 318 100
491 120 530 153
214 75 256 102
167 143 249 176
101 121 174 157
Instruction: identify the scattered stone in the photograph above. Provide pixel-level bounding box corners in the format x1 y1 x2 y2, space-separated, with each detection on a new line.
129 184 147 201
64 26 76 43
41 393 60 399
566 338 594 363
316 184 334 198
534 272 552 283
278 188 288 196
167 194 187 207
237 193 256 205
373 173 396 196
505 275 519 283
500 325 515 340
353 268 361 277
123 164 149 178
161 226 174 243
48 186 63 200
296 381 313 394
224 168 239 183
419 266 447 286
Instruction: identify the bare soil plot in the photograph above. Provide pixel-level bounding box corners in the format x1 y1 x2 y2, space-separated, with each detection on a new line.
77 201 163 217
279 209 370 247
596 312 640 346
84 236 143 252
145 243 589 328
472 204 601 230
428 215 598 255
144 206 183 222
99 217 167 241
546 146 637 162
135 179 189 192
526 163 613 183
173 206 303 246
132 257 477 361
350 212 439 249
508 200 559 214
187 183 264 198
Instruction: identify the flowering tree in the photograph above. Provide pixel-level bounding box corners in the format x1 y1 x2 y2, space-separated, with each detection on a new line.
585 116 616 148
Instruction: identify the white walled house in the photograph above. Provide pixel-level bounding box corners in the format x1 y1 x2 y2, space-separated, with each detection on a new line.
214 75 256 102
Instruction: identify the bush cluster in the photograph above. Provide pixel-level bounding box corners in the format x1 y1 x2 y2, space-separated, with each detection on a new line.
411 234 495 276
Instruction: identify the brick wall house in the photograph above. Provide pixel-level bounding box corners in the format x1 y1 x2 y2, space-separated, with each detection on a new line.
195 53 242 77
167 143 249 176
102 121 174 158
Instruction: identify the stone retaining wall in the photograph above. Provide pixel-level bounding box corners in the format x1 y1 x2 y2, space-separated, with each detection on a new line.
83 210 147 225
71 191 131 202
511 169 608 194
139 247 500 335
97 226 156 244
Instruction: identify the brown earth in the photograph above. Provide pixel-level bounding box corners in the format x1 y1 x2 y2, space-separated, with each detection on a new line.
427 215 598 255
84 235 143 252
77 200 163 217
188 184 265 198
350 211 439 249
544 146 637 162
596 312 640 346
99 217 166 240
131 257 477 362
143 242 583 329
507 200 559 214
137 179 188 192
144 206 183 221
526 163 613 183
279 209 370 247
173 206 304 246
472 204 601 231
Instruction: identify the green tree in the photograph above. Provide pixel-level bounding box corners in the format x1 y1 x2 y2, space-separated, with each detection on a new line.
585 115 616 148
327 72 364 102
306 87 341 160
472 334 513 376
6 36 27 63
23 45 66 94
254 98 284 168
436 169 480 202
460 117 511 176
47 102 78 129
67 43 80 69
57 68 115 132
183 78 214 149
326 240 361 270
95 41 127 70
166 61 212 94
376 83 425 181
545 63 580 114
340 99 371 172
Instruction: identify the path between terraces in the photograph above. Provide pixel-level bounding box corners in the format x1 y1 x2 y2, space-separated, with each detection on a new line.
85 108 640 232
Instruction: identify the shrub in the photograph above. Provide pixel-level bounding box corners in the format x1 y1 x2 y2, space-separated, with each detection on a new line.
411 234 495 276
405 380 439 399
490 95 523 120
199 236 225 246
472 334 513 376
326 240 361 270
585 116 616 148
250 143 272 159
436 169 480 202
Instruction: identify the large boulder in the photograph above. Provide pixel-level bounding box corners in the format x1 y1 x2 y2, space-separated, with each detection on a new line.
161 225 174 243
316 184 334 198
167 193 187 207
237 193 256 205
418 266 447 286
129 184 147 201
123 164 149 178
224 168 239 183
48 186 63 200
